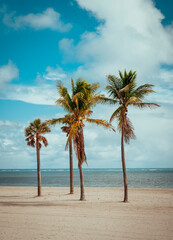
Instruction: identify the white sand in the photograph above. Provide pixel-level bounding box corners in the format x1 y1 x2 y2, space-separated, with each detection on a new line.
0 187 173 240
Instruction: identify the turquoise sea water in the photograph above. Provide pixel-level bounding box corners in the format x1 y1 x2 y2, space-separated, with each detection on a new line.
0 169 172 188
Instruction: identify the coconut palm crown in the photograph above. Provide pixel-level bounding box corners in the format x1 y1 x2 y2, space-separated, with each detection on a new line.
25 119 51 196
25 119 51 148
105 70 160 202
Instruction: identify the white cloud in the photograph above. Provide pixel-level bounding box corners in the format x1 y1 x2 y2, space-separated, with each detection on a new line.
59 0 173 86
0 120 21 130
3 8 72 32
0 64 69 105
5 84 57 105
0 61 19 88
43 65 67 81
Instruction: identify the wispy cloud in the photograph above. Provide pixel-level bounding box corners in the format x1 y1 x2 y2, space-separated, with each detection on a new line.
3 8 72 32
43 65 67 81
0 63 69 105
0 61 19 88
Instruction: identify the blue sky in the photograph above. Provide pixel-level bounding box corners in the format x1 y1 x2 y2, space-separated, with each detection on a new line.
0 0 173 169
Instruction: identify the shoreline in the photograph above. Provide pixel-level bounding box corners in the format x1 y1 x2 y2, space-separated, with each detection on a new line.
0 186 173 190
0 187 173 239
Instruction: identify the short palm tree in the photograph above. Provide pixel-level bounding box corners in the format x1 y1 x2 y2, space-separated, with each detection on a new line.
25 119 51 196
49 78 114 200
105 70 160 202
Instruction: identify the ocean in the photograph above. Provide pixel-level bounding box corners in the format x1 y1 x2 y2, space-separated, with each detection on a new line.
0 168 173 188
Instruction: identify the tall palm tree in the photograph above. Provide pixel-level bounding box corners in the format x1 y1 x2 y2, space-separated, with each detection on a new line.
48 78 114 200
48 114 75 194
105 70 160 202
25 119 51 196
61 125 74 194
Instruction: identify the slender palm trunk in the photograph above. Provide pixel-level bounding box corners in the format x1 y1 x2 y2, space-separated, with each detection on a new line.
36 135 41 197
79 165 85 201
121 126 128 202
69 139 74 194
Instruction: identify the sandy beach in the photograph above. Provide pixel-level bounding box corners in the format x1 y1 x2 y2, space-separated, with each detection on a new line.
0 187 172 240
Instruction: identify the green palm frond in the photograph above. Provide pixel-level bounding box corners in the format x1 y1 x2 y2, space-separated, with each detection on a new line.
107 75 122 90
119 81 136 93
110 106 123 123
72 92 85 110
105 85 121 100
135 88 155 99
98 96 118 105
135 84 154 92
71 78 75 96
47 117 66 126
57 81 68 97
86 118 115 131
56 99 73 112
119 70 137 87
132 102 160 109
89 83 100 93
126 96 142 106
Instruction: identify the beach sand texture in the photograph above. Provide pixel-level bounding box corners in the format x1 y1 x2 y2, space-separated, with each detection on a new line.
0 187 172 240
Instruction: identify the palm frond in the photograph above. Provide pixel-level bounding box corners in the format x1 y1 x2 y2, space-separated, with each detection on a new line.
126 96 142 106
97 96 118 105
71 78 75 96
86 118 115 131
105 85 121 100
80 109 93 118
25 119 50 149
72 92 85 110
47 117 66 126
56 99 72 112
73 128 87 167
61 126 70 135
107 75 122 90
110 106 123 123
135 84 154 91
119 81 136 93
39 136 48 147
57 81 68 97
132 102 160 109
123 116 136 143
65 123 78 150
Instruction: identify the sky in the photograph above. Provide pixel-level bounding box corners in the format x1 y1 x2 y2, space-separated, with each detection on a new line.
0 0 173 169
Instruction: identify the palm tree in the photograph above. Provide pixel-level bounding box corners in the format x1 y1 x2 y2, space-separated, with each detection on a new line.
48 114 74 194
61 125 74 194
48 78 114 200
25 119 51 196
105 70 160 202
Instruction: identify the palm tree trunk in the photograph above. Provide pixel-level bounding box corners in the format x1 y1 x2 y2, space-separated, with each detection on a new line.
121 127 128 202
36 136 41 197
79 165 85 201
69 139 74 194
